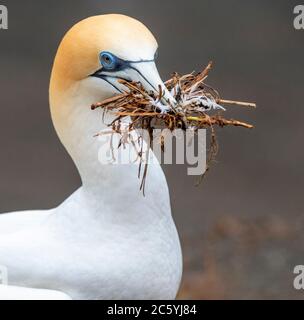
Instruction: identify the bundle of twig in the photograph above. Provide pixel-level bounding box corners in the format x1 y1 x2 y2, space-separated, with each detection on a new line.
91 61 255 193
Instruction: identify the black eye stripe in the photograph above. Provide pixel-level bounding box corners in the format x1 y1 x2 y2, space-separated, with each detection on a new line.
98 76 123 93
91 49 158 79
128 65 158 92
98 50 158 72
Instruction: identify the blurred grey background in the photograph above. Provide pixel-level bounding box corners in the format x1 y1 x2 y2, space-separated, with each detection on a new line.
0 0 303 299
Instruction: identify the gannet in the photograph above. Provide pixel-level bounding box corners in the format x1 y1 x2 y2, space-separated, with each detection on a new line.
0 14 182 300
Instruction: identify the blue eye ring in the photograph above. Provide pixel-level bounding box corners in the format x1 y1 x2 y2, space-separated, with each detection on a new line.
99 52 117 70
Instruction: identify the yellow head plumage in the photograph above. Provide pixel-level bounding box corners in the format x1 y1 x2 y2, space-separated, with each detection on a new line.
49 14 173 161
50 14 158 97
48 14 175 187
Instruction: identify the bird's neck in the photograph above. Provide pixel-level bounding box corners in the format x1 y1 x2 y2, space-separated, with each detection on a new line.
48 78 174 237
49 78 168 209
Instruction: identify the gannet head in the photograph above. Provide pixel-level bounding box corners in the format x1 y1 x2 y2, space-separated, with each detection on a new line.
49 15 174 185
50 14 174 111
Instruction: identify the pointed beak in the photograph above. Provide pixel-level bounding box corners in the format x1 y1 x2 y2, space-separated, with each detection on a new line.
92 60 175 112
129 61 176 108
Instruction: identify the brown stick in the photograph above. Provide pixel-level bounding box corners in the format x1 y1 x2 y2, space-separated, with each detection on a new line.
218 99 256 109
115 112 160 117
198 61 213 81
91 93 127 110
187 116 254 129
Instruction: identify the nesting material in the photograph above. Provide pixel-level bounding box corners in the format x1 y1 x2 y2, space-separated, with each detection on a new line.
91 61 256 194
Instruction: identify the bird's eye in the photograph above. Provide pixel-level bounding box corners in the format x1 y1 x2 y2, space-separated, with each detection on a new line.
99 52 117 70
